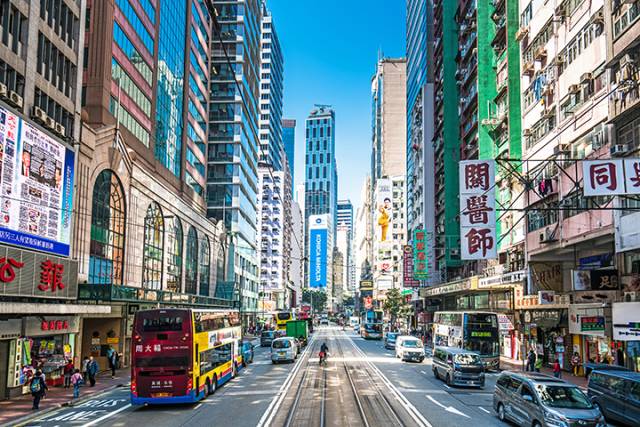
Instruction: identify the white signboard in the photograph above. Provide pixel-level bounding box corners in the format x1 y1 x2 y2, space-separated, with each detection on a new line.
612 302 640 341
460 160 497 259
582 159 626 196
624 159 640 195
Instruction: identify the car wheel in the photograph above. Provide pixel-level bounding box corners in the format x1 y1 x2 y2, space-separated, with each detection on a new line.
446 373 452 386
497 403 505 422
433 368 439 379
532 422 541 427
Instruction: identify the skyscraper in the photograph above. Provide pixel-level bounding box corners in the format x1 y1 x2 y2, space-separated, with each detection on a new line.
258 5 284 170
337 200 355 292
209 0 263 319
282 118 296 183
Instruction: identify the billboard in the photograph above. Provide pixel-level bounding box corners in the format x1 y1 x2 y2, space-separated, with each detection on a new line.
0 105 75 257
413 229 429 279
374 178 392 244
460 160 497 259
403 245 421 287
308 214 328 288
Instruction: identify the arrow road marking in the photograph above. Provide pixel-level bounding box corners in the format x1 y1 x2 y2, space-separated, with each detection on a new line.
479 407 491 414
426 395 471 419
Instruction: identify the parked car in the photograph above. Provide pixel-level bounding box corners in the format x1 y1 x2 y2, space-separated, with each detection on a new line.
583 362 629 380
241 340 254 367
353 324 360 334
271 337 298 364
384 332 399 350
261 330 276 347
395 336 425 363
493 371 605 427
588 369 640 426
432 347 485 388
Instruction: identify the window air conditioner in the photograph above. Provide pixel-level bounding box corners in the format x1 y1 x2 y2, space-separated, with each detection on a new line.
8 91 23 109
31 106 47 123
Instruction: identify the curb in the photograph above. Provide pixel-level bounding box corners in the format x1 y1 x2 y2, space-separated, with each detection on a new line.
7 382 128 427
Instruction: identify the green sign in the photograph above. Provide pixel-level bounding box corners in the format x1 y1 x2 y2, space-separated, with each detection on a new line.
471 331 492 338
413 229 429 279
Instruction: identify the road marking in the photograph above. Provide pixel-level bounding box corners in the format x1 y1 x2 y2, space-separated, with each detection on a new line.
442 383 451 389
479 407 491 414
79 403 132 427
420 370 427 375
426 396 470 418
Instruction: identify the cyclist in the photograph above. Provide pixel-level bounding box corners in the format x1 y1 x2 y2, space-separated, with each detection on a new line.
319 342 329 366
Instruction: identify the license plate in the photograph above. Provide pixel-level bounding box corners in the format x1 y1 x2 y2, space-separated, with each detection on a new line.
279 352 286 356
152 392 171 397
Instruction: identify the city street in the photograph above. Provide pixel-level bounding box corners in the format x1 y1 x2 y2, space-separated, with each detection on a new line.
20 327 506 427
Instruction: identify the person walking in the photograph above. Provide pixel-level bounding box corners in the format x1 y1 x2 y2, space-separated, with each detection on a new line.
30 370 47 410
63 359 74 388
107 347 117 379
70 369 83 399
82 356 90 382
571 352 582 376
527 349 537 372
553 358 562 378
87 356 98 387
534 355 543 372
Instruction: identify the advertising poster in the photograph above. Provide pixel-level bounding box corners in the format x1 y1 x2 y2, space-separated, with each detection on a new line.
374 179 392 244
0 105 74 257
403 245 421 287
308 215 328 288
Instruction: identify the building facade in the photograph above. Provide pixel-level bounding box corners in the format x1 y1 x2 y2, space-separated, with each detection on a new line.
282 118 296 185
337 199 355 292
290 200 304 307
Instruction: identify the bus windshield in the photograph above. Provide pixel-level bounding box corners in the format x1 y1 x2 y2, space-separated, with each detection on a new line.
464 313 499 357
137 310 189 332
277 312 291 321
365 324 382 333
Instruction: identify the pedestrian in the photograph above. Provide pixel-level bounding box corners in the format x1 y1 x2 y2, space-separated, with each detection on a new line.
527 349 537 372
553 358 562 378
107 347 117 379
82 356 90 382
63 359 74 388
30 369 47 410
571 352 582 376
87 356 98 387
534 355 543 372
70 369 83 399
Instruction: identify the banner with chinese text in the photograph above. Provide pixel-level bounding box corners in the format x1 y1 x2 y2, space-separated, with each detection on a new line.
583 158 640 196
413 229 429 279
460 160 497 259
403 245 421 287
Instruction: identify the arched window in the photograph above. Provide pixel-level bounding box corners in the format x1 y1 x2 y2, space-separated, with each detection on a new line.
142 202 164 289
185 226 198 294
199 235 210 296
166 217 183 293
89 170 126 285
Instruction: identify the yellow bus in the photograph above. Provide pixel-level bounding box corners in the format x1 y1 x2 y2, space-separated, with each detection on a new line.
131 308 242 404
275 311 294 331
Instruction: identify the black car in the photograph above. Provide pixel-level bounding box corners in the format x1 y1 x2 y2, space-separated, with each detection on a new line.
588 370 640 426
260 330 276 347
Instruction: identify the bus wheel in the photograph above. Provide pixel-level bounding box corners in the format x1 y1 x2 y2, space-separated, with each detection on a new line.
212 375 218 393
232 363 237 378
206 379 213 396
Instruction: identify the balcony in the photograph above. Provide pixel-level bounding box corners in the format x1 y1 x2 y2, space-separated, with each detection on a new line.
78 283 236 308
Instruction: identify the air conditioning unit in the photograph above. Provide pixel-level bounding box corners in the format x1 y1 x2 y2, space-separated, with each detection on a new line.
543 106 555 118
580 73 593 83
554 54 565 65
593 10 604 24
542 84 553 96
31 106 47 123
54 123 65 136
611 144 630 156
8 91 23 109
0 82 7 99
539 227 556 243
44 116 55 129
554 143 570 155
515 26 529 41
523 128 532 136
624 292 638 302
621 53 635 67
522 61 534 75
534 46 547 60
568 84 580 94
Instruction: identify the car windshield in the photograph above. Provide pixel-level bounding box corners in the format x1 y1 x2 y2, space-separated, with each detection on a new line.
535 385 593 409
402 339 422 348
388 333 398 339
455 353 482 365
272 340 291 349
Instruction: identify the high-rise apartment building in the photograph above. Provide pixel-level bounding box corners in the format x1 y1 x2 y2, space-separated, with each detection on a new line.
258 5 284 170
282 118 296 183
208 0 263 318
337 200 356 293
290 200 304 307
355 175 373 280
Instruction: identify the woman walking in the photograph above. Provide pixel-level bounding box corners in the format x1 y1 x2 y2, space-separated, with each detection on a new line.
71 369 83 399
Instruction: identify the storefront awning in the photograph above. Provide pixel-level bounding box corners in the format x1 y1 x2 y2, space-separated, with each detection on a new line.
0 302 112 315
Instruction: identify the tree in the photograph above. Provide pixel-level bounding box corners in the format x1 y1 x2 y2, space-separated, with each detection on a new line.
382 288 404 329
302 289 327 313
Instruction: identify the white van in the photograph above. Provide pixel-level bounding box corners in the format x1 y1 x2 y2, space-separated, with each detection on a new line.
395 336 425 363
271 337 298 364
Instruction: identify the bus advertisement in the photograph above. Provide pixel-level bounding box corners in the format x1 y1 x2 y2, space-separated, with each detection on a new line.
131 308 242 404
432 311 500 369
361 309 383 339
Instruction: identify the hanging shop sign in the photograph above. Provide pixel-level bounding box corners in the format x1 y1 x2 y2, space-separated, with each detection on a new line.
515 289 570 309
460 160 497 260
403 245 421 287
579 254 613 270
478 269 526 289
24 316 79 336
612 302 640 341
0 246 78 299
420 276 478 297
412 229 429 279
573 290 618 304
583 158 640 196
529 262 563 292
569 304 607 337
580 316 605 333
359 280 373 291
498 314 515 331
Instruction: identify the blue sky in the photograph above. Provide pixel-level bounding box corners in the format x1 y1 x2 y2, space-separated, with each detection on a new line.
268 0 406 211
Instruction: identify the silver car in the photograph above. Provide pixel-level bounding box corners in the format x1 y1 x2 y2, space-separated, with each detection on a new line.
271 337 298 364
493 371 606 427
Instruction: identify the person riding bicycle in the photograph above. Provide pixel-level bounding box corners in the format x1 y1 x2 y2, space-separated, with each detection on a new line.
319 342 329 365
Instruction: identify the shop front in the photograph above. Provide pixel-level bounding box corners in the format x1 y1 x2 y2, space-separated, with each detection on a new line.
569 303 614 372
613 301 640 371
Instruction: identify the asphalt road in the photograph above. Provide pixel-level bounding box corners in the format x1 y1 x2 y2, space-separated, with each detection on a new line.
18 326 618 427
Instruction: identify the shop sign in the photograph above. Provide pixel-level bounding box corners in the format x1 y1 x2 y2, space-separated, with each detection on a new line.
24 316 79 336
573 290 617 304
412 230 430 279
478 270 526 289
403 245 421 287
0 318 20 339
516 293 570 309
569 305 607 337
359 280 373 291
582 158 640 196
580 316 605 332
106 337 119 344
498 314 514 331
529 263 563 292
538 290 555 305
0 247 78 299
41 320 69 331
578 254 613 270
420 276 478 297
364 296 373 309
612 302 640 341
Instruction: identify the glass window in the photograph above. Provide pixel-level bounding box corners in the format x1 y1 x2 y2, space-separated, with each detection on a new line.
185 226 198 294
115 0 154 54
89 170 126 285
113 22 152 84
143 202 164 290
166 217 183 293
199 236 210 296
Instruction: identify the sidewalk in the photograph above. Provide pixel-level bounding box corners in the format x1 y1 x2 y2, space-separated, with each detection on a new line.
500 356 588 389
0 369 129 427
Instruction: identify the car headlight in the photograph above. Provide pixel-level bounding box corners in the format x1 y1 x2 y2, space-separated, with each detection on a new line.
544 411 568 427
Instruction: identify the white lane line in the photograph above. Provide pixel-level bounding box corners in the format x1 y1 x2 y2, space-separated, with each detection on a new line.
426 396 470 419
420 370 427 375
442 383 451 389
347 336 432 427
80 403 132 427
193 403 202 410
479 407 491 414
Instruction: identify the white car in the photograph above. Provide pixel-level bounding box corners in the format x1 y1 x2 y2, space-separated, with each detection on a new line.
271 337 298 364
395 336 425 363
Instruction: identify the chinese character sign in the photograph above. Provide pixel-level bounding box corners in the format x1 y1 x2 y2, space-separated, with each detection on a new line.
413 229 429 279
582 159 625 196
403 245 421 287
460 160 497 260
624 159 640 195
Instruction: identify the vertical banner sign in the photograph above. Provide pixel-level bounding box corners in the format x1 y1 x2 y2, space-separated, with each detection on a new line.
413 229 429 279
308 215 328 288
403 245 421 287
460 160 497 260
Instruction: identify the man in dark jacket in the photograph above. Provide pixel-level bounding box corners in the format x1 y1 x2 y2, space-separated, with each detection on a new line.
527 349 537 372
87 356 99 387
30 370 48 410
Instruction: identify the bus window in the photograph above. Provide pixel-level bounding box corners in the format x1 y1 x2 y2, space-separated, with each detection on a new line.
138 310 189 332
